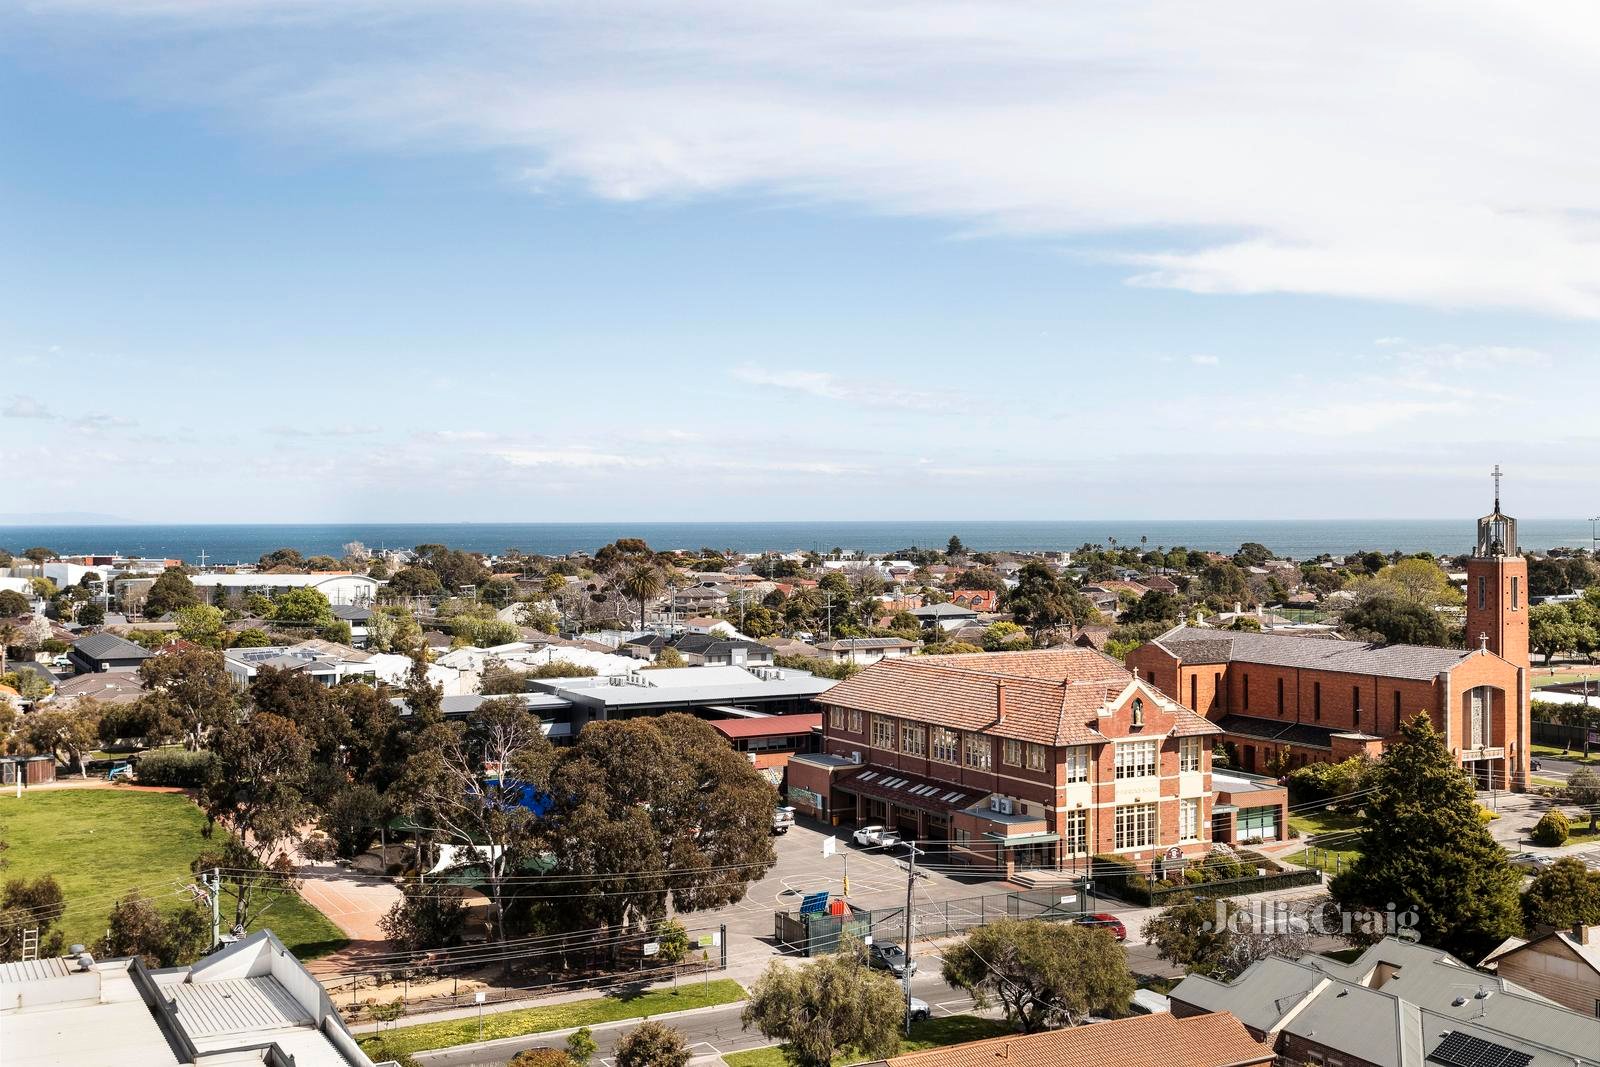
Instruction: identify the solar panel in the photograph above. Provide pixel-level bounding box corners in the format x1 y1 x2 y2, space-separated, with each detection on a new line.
1427 1032 1533 1067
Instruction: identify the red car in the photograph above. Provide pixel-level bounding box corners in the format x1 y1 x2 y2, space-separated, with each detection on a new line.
1075 913 1127 941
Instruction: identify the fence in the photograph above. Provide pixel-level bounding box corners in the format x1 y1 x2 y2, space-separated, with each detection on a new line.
1147 868 1322 905
774 884 1090 957
1532 720 1599 750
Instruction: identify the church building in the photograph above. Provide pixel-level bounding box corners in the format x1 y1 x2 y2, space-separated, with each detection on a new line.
1126 483 1531 790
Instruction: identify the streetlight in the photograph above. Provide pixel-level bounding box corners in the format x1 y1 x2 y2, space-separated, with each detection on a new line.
1590 516 1600 557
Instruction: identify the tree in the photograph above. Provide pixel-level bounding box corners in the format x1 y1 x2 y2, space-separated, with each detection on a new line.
367 605 424 654
21 700 102 776
1124 590 1179 625
654 918 691 965
0 874 66 962
1530 603 1589 664
76 601 105 627
614 1021 690 1067
175 603 226 646
741 947 905 1067
103 892 209 967
1330 714 1523 961
386 566 444 599
647 646 686 669
1522 858 1600 932
379 880 469 951
566 1026 598 1066
1340 591 1451 647
1142 895 1237 976
0 590 28 617
319 783 385 858
1567 767 1600 832
620 564 666 630
507 1051 572 1067
270 587 334 626
940 918 1133 1031
979 621 1031 651
1006 563 1096 641
200 713 312 933
1530 809 1569 847
145 567 198 616
258 547 306 571
138 646 241 750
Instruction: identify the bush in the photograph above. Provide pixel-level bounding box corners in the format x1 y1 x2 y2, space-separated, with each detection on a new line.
135 748 215 787
1285 756 1373 806
1531 809 1570 847
508 1051 573 1067
1092 854 1150 905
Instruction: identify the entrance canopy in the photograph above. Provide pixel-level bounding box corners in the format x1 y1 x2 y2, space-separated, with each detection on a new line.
839 766 987 816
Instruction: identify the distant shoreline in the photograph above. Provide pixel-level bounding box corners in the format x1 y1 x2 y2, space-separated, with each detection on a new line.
1 519 1594 563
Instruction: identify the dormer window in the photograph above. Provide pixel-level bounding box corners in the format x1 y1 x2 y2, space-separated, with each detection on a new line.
1130 698 1145 728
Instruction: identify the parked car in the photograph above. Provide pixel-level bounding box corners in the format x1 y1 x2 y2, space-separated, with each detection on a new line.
868 941 917 977
906 995 931 1022
1074 913 1127 941
853 824 885 847
876 830 902 850
771 805 796 835
1509 851 1557 872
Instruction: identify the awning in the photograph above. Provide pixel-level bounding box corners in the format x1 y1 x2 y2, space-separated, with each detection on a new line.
840 766 987 815
981 831 1060 847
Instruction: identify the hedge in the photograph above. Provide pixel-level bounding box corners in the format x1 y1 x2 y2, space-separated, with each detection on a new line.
1530 809 1569 847
1091 854 1151 905
135 748 215 787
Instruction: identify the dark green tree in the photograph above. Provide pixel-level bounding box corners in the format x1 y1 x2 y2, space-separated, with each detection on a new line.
741 946 905 1067
614 1021 690 1067
145 567 199 616
103 891 209 967
940 918 1133 1031
1521 858 1600 932
1340 592 1451 647
1329 714 1522 961
1006 563 1096 640
0 590 28 617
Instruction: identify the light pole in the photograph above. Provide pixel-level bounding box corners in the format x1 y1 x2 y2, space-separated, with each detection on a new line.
1590 516 1600 557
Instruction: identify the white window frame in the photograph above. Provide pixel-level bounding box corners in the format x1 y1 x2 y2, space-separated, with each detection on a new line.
1062 746 1090 783
1002 738 1023 767
901 723 925 757
1061 809 1088 855
1114 803 1157 850
963 732 992 770
1179 736 1202 773
931 726 960 764
1180 797 1200 842
871 715 896 751
1025 743 1048 772
1114 739 1158 780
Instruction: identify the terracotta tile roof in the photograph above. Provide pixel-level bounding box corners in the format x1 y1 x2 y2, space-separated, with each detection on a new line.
822 650 1217 746
884 1011 1271 1067
708 713 822 739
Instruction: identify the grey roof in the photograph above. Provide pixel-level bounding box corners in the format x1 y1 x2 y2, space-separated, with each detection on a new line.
328 604 372 622
814 638 916 650
1171 938 1600 1067
911 603 978 617
71 632 153 662
1214 713 1340 750
1154 625 1475 681
7 660 57 685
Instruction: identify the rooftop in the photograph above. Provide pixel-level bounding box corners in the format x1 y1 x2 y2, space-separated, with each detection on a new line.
881 1011 1270 1067
1152 625 1482 681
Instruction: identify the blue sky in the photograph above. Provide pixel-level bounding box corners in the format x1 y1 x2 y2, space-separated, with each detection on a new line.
3 2 1598 523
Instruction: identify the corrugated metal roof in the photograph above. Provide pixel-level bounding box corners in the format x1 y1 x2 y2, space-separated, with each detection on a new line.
168 976 313 1038
0 956 73 983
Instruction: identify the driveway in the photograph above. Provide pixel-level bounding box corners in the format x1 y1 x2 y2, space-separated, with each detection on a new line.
297 861 402 941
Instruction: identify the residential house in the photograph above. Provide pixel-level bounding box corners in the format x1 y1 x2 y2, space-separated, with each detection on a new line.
812 637 918 665
190 571 379 607
670 584 730 616
788 650 1222 876
67 632 153 674
0 928 393 1067
329 603 373 647
947 589 999 612
1481 924 1600 1017
911 602 979 632
1171 937 1600 1066
46 672 146 707
873 1011 1272 1067
621 631 777 667
223 639 411 688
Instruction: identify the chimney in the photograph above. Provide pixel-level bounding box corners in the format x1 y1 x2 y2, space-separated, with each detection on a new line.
996 681 1008 722
1573 924 1594 946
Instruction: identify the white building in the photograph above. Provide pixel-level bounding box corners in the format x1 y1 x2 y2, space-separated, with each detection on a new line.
224 640 410 688
0 928 395 1067
191 572 379 606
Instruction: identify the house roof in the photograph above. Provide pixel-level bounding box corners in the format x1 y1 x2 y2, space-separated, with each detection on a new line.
1213 714 1341 751
71 632 153 662
814 638 917 651
883 1011 1271 1067
50 673 146 703
708 713 823 739
822 650 1218 747
912 603 979 618
840 765 989 816
1152 625 1479 681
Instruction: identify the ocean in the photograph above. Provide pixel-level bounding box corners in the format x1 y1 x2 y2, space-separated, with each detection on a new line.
0 519 1593 564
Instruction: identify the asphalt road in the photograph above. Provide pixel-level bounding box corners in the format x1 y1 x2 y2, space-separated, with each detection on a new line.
414 970 980 1067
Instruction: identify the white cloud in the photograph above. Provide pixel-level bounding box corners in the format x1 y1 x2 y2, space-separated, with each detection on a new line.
20 1 1600 316
733 364 952 412
3 396 55 419
266 423 379 438
493 448 653 469
1190 355 1221 367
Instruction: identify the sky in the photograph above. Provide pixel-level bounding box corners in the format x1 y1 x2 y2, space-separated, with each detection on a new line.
2 1 1599 523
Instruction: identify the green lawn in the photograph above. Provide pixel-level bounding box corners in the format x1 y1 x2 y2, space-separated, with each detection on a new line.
1532 743 1600 766
1287 810 1364 875
723 1015 1013 1067
358 979 747 1058
0 789 345 959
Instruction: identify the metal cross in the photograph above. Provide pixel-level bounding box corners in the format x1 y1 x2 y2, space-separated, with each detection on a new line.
1491 464 1502 511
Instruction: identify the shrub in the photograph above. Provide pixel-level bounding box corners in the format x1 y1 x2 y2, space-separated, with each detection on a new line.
1531 809 1570 847
135 748 215 787
508 1051 573 1067
1092 854 1150 905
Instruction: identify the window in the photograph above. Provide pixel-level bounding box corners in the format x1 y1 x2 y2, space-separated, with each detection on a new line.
1243 673 1250 711
1313 681 1321 721
1277 677 1284 711
1002 738 1023 766
1189 674 1197 709
963 733 992 769
1062 746 1090 783
1180 797 1200 842
829 706 845 729
931 726 959 764
1026 743 1048 772
848 709 863 733
1469 686 1492 749
954 828 970 848
1179 736 1202 772
1213 672 1222 711
1114 804 1157 850
872 715 896 751
1114 739 1158 779
1393 691 1402 733
1478 575 1487 610
901 723 925 757
1061 809 1088 855
1237 805 1279 842
1352 685 1362 729
1511 576 1520 610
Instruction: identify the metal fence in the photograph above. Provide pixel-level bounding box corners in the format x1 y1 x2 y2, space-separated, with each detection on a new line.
774 884 1090 957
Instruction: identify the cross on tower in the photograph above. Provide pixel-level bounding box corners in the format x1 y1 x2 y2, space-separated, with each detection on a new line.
1491 464 1502 512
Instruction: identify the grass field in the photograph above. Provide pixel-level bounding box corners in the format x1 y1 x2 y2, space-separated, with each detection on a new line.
723 1015 1013 1067
0 789 345 959
1532 743 1600 766
358 979 747 1058
1286 809 1363 875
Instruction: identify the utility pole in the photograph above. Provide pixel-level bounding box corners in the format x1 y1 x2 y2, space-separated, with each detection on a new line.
206 868 221 949
902 842 917 1036
1591 516 1600 557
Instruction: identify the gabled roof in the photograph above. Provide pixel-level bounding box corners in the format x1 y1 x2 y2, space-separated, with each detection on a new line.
1151 625 1479 681
71 632 153 662
822 650 1218 747
884 1011 1271 1067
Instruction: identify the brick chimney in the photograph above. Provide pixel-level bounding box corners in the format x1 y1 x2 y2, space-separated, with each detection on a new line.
1572 923 1595 946
996 680 1008 722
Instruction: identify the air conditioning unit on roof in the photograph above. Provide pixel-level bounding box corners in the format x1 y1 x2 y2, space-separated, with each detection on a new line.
998 797 1015 815
851 751 863 764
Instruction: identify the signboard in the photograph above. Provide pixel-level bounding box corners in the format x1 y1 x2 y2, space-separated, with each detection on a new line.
473 992 487 1005
821 837 837 858
643 942 660 956
698 932 721 948
1164 846 1183 861
1588 730 1600 746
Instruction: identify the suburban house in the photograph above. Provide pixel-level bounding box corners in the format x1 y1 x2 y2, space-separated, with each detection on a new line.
223 639 412 688
787 650 1223 876
190 571 380 607
1127 502 1531 789
46 672 146 707
621 630 777 667
812 637 918 665
669 584 730 616
1171 937 1600 1066
67 632 153 674
911 602 979 632
0 928 393 1067
946 589 999 612
872 1011 1271 1067
329 603 373 646
1481 923 1600 1017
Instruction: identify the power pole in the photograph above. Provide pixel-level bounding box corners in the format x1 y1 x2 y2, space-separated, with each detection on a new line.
902 843 917 1035
206 868 221 949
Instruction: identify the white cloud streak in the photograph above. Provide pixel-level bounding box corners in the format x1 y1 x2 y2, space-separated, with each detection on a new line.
732 364 953 412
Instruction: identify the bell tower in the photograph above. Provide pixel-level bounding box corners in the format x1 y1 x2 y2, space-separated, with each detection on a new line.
1465 465 1529 671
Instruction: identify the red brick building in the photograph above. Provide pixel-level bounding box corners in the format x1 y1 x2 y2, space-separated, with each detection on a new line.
1126 500 1530 789
786 649 1227 876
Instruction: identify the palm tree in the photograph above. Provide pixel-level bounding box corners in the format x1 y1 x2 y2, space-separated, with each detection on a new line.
620 564 666 630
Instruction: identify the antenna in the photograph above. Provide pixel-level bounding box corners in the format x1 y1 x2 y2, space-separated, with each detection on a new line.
1491 464 1502 512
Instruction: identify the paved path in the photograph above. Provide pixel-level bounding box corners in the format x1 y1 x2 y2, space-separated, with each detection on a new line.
297 863 402 941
